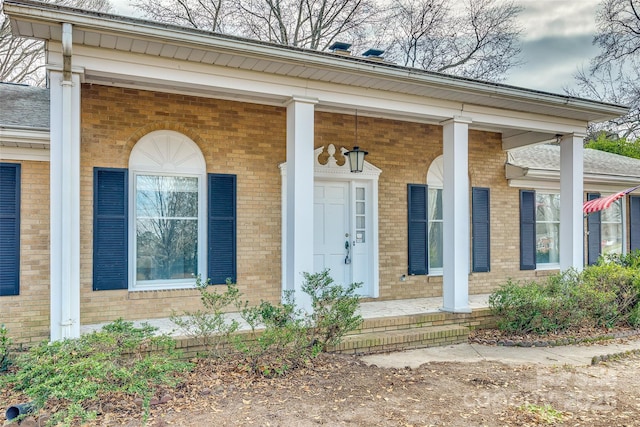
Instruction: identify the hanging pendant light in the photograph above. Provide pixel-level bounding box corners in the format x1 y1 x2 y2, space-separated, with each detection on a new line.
346 111 368 173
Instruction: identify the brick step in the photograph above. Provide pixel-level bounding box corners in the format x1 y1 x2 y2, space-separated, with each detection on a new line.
330 323 469 355
352 308 491 335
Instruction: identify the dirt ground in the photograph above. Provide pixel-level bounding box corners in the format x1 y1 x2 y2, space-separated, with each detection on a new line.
4 344 640 426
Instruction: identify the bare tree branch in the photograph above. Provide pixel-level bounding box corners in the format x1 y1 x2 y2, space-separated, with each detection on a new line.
133 0 225 31
229 0 377 49
570 0 640 138
1 0 112 86
384 0 522 82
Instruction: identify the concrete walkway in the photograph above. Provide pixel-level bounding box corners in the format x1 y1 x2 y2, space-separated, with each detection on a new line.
361 339 640 368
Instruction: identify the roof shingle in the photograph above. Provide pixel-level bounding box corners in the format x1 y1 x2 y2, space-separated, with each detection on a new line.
508 144 640 179
0 82 50 129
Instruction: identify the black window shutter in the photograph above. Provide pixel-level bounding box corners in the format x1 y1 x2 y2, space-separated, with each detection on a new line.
0 163 20 296
519 190 536 270
472 187 490 272
208 174 237 284
631 195 640 252
93 168 128 291
586 193 601 265
408 184 428 275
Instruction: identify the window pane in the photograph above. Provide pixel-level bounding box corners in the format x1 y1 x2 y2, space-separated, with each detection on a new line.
356 201 365 215
429 221 443 269
356 187 365 200
136 218 198 280
137 175 198 218
356 216 365 229
601 199 622 223
601 223 623 255
136 174 199 283
429 188 443 220
536 193 560 222
536 222 559 264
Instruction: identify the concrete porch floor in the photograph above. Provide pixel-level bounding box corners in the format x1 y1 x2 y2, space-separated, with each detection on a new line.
80 294 491 336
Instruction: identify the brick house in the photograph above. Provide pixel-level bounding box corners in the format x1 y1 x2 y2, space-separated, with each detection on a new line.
0 0 634 343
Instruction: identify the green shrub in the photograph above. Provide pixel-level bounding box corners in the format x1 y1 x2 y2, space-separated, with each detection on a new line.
0 324 13 372
303 270 363 351
490 262 640 335
236 291 311 377
581 262 640 325
174 270 362 376
236 270 362 377
8 319 191 426
601 250 640 269
489 279 575 334
171 277 241 357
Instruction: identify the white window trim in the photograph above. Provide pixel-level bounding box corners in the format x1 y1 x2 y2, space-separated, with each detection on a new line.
128 130 206 291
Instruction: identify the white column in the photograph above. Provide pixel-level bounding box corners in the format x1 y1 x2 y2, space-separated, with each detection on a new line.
50 23 82 341
284 96 317 313
560 133 585 271
441 116 472 313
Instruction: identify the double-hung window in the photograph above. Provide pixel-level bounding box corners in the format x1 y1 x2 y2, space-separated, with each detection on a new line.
129 132 206 290
408 155 490 275
427 187 443 274
535 192 560 267
93 130 237 291
600 197 624 256
587 192 625 264
520 190 560 270
426 155 444 275
134 174 200 285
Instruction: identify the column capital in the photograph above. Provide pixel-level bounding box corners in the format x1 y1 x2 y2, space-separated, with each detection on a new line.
285 96 319 107
440 115 473 126
559 132 587 142
47 67 85 85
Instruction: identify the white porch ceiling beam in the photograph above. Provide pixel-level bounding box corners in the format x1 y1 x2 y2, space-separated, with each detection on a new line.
501 131 557 150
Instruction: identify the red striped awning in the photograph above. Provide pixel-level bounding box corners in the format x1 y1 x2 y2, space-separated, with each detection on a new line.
583 185 640 214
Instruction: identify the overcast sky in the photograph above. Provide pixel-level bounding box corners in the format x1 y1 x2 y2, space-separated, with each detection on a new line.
109 0 602 95
504 0 601 94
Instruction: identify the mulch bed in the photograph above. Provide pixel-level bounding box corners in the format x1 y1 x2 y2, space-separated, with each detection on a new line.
469 326 640 347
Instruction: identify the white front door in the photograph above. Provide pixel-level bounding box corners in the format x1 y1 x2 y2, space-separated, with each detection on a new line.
314 180 372 296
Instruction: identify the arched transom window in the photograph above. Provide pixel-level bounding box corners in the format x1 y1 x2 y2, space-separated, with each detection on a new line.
129 130 206 289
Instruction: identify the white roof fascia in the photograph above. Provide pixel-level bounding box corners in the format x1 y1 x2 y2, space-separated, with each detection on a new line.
0 126 50 147
507 167 640 191
0 125 51 161
0 146 50 161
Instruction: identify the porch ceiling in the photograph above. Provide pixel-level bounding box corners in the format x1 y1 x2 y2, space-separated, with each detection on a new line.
5 0 629 132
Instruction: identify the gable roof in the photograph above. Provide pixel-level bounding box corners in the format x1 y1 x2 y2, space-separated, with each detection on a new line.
507 144 640 188
0 82 49 129
3 0 628 125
